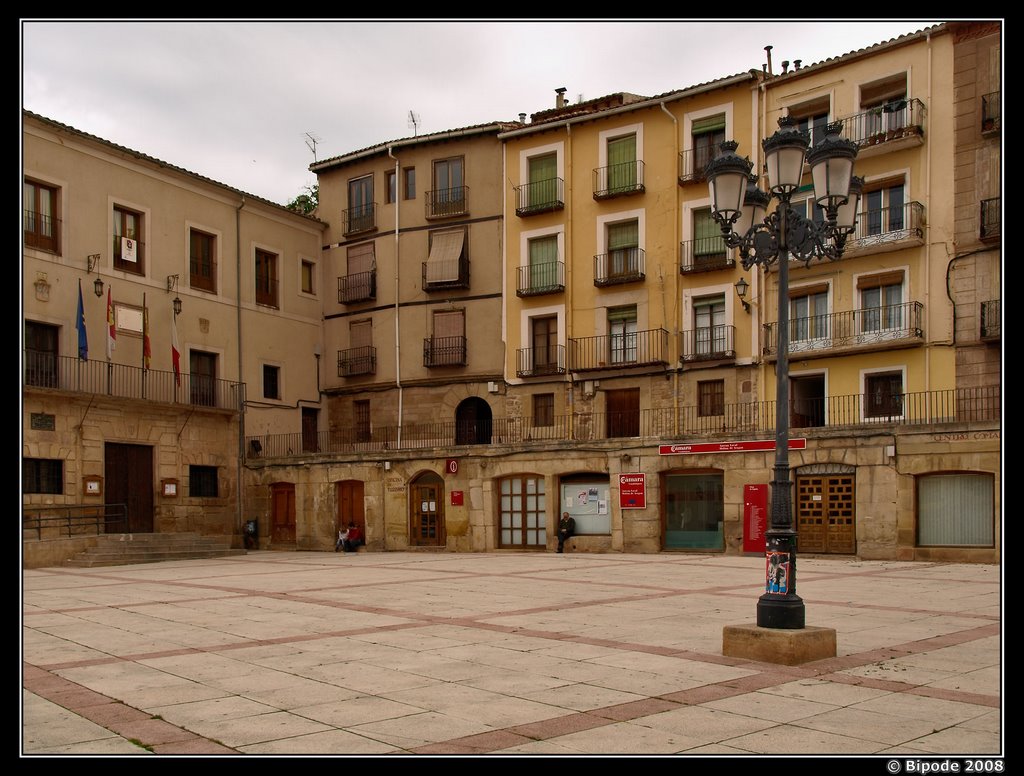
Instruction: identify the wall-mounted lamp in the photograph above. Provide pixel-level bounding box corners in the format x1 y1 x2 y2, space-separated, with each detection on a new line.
734 277 750 313
167 274 182 316
86 254 104 297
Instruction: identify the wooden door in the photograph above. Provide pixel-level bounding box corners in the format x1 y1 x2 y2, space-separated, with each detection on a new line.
410 475 444 546
796 474 856 554
336 480 365 539
104 443 154 533
271 482 296 544
302 407 319 453
606 388 640 438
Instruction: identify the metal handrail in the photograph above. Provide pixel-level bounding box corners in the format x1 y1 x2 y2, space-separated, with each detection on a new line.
23 503 129 539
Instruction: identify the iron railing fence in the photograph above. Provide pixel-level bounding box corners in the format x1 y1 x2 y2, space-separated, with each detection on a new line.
593 160 645 198
593 248 645 286
338 270 377 303
338 346 377 377
762 302 924 355
980 197 1001 240
981 299 1001 339
677 146 718 183
514 178 565 216
516 261 565 296
516 345 566 377
981 91 1000 133
425 186 469 218
24 210 61 252
423 336 467 367
23 351 244 410
679 238 735 273
189 257 217 293
837 98 925 147
845 201 925 250
343 203 377 235
680 325 736 362
422 255 470 290
245 386 1000 459
569 328 669 371
22 503 129 540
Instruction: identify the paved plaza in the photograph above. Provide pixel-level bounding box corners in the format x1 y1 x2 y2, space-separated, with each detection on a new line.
22 551 1002 758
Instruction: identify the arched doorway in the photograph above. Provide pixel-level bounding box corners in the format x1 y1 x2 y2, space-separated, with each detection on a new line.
410 471 445 547
455 397 492 445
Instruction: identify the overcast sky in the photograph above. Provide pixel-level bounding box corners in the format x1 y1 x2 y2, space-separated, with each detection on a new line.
22 19 944 206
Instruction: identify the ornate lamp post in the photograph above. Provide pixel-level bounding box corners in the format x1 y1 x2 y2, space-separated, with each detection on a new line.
706 117 861 629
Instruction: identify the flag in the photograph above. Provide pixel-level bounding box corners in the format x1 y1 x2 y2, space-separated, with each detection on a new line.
171 308 181 387
76 280 88 360
142 294 151 370
106 287 116 360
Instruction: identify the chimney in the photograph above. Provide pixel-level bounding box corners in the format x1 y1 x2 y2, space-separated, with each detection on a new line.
781 60 790 74
519 113 527 123
794 59 802 70
764 45 773 76
555 87 568 109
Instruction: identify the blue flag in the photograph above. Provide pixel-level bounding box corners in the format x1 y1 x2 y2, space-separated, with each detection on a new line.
76 280 88 360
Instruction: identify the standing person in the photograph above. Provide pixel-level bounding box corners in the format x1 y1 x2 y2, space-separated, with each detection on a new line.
343 522 363 553
557 512 575 553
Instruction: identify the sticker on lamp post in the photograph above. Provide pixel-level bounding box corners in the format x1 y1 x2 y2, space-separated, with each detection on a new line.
766 551 790 595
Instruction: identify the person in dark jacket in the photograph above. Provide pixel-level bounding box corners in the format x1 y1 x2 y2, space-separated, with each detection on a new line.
557 512 575 553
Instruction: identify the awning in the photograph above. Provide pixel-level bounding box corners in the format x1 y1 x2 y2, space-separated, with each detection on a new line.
425 230 464 283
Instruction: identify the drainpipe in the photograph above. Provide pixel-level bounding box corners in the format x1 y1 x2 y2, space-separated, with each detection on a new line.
659 101 681 436
924 31 933 395
388 147 403 446
235 195 246 538
564 123 573 441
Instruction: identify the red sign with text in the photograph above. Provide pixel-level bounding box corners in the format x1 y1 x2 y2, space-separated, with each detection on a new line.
659 439 806 455
743 484 768 554
618 473 647 509
450 490 464 506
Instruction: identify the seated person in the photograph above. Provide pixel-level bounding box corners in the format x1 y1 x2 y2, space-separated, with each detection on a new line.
342 523 363 552
335 526 349 552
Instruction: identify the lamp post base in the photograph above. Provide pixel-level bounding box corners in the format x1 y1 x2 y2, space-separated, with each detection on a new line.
757 593 806 629
723 623 836 665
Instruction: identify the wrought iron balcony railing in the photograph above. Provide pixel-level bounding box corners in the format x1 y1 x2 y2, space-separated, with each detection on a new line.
762 302 924 356
843 202 925 255
24 210 61 252
23 351 244 410
425 186 469 219
516 261 565 297
837 98 925 148
593 160 645 199
982 91 1000 134
422 255 469 290
514 178 564 216
516 345 566 377
679 237 735 274
245 385 1000 458
338 270 377 303
594 248 645 286
981 299 1000 340
680 325 736 362
343 203 377 236
338 346 377 377
980 198 1000 241
423 336 467 367
569 328 668 371
677 146 718 184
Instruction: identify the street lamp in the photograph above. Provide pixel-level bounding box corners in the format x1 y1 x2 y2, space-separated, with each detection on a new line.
706 117 860 629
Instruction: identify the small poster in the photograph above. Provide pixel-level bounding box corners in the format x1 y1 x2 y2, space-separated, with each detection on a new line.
765 551 790 595
597 500 608 515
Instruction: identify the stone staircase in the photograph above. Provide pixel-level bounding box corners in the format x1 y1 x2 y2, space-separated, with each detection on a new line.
63 532 246 567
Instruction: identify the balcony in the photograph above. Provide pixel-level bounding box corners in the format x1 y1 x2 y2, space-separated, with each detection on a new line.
981 91 1000 135
514 178 564 216
425 187 469 219
24 210 61 252
423 336 466 367
516 345 566 377
981 299 1000 340
980 198 1000 241
569 328 668 372
245 384 1000 458
23 351 243 410
762 302 925 357
837 98 925 155
338 346 376 377
343 203 377 236
338 270 376 304
841 202 925 258
593 161 645 199
680 325 736 363
679 238 735 274
594 248 645 287
422 255 469 290
677 147 717 184
516 261 564 297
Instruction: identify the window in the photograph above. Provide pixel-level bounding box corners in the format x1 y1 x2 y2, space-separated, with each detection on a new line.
861 74 908 139
698 380 725 417
431 156 465 216
664 472 724 550
427 310 466 366
608 306 638 364
190 350 218 407
347 175 374 233
424 228 467 287
691 114 725 177
301 259 315 295
255 248 278 308
864 371 903 419
859 272 904 332
693 208 726 264
527 153 559 208
263 364 280 400
607 220 640 278
24 321 59 388
386 170 397 204
528 234 559 291
865 181 905 235
342 242 375 302
24 179 59 252
404 167 416 200
113 205 144 274
189 228 216 292
531 316 559 374
694 297 726 356
606 133 638 193
917 473 994 547
354 399 371 442
533 394 554 427
23 458 63 494
790 285 830 344
790 98 830 147
189 465 219 498
499 476 547 548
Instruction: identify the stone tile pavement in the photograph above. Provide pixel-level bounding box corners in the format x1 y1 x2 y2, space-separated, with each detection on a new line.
21 551 1003 759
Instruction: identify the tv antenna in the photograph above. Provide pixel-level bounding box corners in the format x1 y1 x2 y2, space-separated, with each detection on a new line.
303 132 322 162
408 110 420 137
